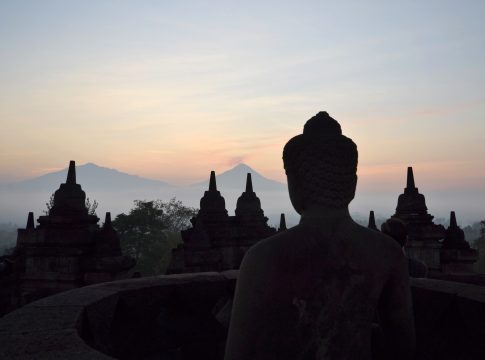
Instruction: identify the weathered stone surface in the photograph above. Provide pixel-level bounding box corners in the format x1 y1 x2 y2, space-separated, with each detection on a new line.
0 329 112 360
411 279 457 340
0 272 238 359
1 274 485 359
82 293 120 356
410 278 485 360
456 290 485 358
0 305 83 334
31 286 119 307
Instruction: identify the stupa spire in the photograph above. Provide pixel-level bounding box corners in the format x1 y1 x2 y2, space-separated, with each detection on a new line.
406 166 415 190
26 212 35 229
66 160 76 185
449 211 457 228
246 173 253 193
104 212 112 228
48 160 89 216
199 171 228 219
279 213 287 231
209 171 217 191
442 211 469 249
395 166 429 216
368 211 378 231
235 172 264 221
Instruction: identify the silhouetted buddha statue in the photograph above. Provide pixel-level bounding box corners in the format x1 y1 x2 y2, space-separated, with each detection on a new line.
225 112 415 360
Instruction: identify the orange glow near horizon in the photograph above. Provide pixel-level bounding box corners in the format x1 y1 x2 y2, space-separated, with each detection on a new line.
1 1 485 200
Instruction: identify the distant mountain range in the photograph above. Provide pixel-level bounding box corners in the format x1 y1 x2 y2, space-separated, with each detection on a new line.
2 162 286 193
0 162 294 226
2 163 174 192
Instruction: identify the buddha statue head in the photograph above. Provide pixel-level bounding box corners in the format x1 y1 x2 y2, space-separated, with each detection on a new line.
381 218 408 248
283 112 358 214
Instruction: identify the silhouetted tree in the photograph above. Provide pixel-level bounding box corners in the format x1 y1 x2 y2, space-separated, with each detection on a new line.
463 221 482 243
472 219 485 274
473 220 485 247
0 223 17 256
85 197 98 216
113 198 197 275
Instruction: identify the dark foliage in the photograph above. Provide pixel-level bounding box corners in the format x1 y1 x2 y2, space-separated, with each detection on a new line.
0 223 17 256
113 198 197 275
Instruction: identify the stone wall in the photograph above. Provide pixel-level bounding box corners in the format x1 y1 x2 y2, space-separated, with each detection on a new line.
1 272 485 359
0 271 17 317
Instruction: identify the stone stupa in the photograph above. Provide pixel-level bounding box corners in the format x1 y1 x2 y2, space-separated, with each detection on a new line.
440 211 478 273
390 167 446 270
167 171 276 274
14 161 135 305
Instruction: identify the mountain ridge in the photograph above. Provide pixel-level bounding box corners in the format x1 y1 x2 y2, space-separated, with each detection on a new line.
0 161 292 226
2 162 174 192
191 163 286 192
2 162 286 193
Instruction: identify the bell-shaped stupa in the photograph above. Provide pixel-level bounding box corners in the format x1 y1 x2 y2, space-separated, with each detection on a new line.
13 161 134 306
235 173 266 223
198 171 229 223
390 167 445 270
440 211 478 273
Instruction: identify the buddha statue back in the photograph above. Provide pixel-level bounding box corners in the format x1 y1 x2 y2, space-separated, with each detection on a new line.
225 112 415 360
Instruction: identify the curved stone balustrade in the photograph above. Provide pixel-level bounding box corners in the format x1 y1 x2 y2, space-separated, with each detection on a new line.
1 272 485 359
0 272 237 360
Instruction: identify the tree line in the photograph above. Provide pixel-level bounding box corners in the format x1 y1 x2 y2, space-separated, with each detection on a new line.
112 198 197 275
0 197 198 277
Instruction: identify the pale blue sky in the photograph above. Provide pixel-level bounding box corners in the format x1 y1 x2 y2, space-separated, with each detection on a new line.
0 0 484 196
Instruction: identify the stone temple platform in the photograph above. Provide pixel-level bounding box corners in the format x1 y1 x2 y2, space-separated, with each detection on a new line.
1 272 485 359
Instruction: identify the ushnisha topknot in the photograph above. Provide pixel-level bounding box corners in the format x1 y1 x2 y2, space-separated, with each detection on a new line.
283 112 358 209
303 111 342 138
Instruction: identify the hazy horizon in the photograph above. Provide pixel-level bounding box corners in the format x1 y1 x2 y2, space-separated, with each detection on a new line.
0 161 483 229
1 1 484 224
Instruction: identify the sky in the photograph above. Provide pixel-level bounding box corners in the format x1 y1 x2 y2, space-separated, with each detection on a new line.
1 0 484 199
